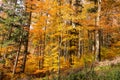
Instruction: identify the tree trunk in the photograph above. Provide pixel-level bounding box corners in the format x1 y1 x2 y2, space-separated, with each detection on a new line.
13 37 22 75
57 0 62 79
95 0 101 61
22 12 32 73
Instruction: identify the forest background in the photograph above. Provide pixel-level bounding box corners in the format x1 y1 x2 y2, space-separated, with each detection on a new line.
0 0 120 80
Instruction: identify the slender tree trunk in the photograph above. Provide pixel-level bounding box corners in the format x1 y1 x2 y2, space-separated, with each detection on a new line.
95 0 101 61
22 12 32 73
43 26 46 69
88 30 91 53
57 0 62 79
78 28 81 57
13 37 22 75
0 34 5 55
38 34 43 69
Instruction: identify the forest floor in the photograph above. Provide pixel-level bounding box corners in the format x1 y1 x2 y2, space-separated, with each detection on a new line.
60 56 120 78
62 56 120 80
67 56 120 73
1 56 120 80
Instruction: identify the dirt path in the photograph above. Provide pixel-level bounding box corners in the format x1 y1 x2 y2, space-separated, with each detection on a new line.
98 56 120 67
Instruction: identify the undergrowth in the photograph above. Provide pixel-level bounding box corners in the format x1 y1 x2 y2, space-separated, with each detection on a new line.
60 63 120 80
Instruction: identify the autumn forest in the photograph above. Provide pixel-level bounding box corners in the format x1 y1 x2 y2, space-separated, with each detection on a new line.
0 0 120 80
